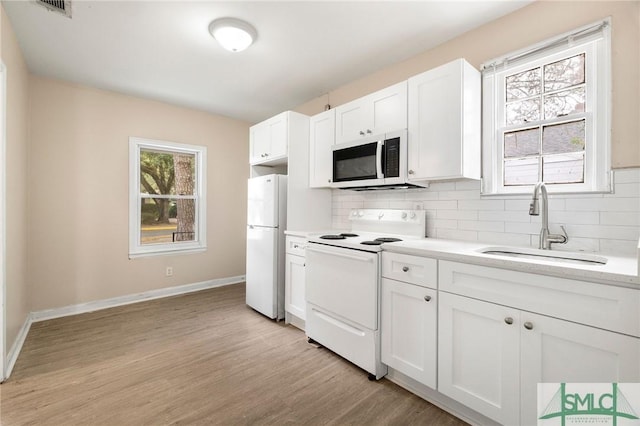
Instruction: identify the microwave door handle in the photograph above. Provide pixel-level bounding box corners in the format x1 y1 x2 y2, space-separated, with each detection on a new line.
376 140 384 179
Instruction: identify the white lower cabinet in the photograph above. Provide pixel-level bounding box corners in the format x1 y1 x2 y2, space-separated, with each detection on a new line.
285 236 307 327
438 292 520 425
381 278 437 389
438 291 640 426
519 311 640 425
285 254 306 320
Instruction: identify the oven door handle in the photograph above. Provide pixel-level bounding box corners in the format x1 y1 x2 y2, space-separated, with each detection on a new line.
376 139 384 179
307 246 374 263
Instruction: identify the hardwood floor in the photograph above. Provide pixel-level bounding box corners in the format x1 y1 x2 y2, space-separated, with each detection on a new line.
1 283 467 425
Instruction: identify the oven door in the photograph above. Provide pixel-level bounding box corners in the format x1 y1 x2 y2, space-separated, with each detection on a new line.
306 243 379 330
332 138 384 188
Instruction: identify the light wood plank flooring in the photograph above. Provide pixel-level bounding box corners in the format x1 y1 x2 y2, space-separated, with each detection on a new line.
1 283 467 425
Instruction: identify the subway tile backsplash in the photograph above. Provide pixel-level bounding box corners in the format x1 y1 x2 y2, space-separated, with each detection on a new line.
331 168 640 256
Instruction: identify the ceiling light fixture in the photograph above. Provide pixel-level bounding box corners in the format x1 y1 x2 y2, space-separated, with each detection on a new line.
208 18 257 53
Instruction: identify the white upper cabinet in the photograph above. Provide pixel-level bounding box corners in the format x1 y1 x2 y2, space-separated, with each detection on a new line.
309 109 335 188
249 111 289 165
407 59 481 182
335 81 407 144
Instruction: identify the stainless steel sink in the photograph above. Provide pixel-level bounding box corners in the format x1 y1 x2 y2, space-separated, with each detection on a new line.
479 246 608 266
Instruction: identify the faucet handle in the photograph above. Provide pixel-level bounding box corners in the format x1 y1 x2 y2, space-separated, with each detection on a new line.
559 225 568 243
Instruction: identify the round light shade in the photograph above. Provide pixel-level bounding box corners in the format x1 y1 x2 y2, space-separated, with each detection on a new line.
209 18 257 52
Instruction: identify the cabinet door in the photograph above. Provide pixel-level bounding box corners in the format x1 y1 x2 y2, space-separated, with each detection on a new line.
407 59 480 181
268 113 288 159
249 122 270 164
381 278 437 389
438 292 520 425
309 109 335 188
520 312 640 426
285 253 306 320
334 82 408 144
335 98 370 144
370 81 407 136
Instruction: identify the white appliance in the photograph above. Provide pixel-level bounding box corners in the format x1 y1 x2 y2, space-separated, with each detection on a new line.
331 130 426 190
305 209 426 380
246 174 288 320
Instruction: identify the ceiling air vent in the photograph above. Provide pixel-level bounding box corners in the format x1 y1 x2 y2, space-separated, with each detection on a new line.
35 0 72 18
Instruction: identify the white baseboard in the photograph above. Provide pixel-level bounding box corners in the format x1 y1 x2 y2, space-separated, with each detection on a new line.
285 312 305 331
31 275 245 323
5 314 33 380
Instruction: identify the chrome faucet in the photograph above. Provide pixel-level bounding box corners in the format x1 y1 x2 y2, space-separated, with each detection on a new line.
529 182 568 250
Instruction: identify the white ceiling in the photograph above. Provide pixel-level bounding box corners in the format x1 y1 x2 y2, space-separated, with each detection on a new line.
3 1 532 123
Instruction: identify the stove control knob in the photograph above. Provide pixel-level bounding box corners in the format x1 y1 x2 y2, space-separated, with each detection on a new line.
410 212 417 219
358 210 364 217
401 212 408 219
378 212 384 219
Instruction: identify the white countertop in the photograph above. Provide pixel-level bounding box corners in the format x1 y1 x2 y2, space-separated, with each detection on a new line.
382 238 640 289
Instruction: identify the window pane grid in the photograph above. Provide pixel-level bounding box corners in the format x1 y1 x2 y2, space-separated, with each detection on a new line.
504 53 586 126
132 139 204 253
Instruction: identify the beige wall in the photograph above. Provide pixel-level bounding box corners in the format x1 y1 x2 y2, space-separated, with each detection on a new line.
28 77 250 311
1 6 31 353
296 1 640 168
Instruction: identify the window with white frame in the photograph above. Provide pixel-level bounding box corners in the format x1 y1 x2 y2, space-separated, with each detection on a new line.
129 137 206 258
481 20 611 195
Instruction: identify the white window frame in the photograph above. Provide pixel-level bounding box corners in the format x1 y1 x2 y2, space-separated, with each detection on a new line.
129 137 207 258
481 19 611 195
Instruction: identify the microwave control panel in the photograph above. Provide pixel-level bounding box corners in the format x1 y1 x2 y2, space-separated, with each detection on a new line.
384 137 400 178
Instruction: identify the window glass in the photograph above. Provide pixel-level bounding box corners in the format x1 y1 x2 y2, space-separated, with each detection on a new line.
504 128 540 157
543 54 585 92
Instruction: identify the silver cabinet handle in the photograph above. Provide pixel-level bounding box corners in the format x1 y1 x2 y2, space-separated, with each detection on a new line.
424 295 431 302
505 317 514 325
402 266 409 272
524 322 533 330
408 170 415 175
359 131 365 136
366 129 372 134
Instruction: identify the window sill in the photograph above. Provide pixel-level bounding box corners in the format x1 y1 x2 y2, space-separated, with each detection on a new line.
128 246 207 259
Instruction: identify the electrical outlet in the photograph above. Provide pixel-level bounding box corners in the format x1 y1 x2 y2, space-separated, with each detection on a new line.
166 266 173 277
413 202 424 210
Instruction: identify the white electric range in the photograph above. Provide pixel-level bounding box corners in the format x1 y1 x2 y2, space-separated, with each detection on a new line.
305 209 426 380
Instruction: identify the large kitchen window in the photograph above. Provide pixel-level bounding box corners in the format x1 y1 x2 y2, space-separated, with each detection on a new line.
481 20 611 195
129 137 207 258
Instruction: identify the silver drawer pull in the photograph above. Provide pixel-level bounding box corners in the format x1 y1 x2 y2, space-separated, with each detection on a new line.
424 295 431 302
524 322 534 330
504 317 514 325
402 266 409 272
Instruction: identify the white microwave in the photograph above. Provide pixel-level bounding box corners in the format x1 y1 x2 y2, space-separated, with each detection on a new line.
331 129 425 190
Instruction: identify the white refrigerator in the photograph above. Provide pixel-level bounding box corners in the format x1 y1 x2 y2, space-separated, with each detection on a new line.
246 174 288 320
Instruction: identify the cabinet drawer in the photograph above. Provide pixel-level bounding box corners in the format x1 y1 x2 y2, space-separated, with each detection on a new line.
285 236 307 256
382 252 437 289
439 260 640 337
